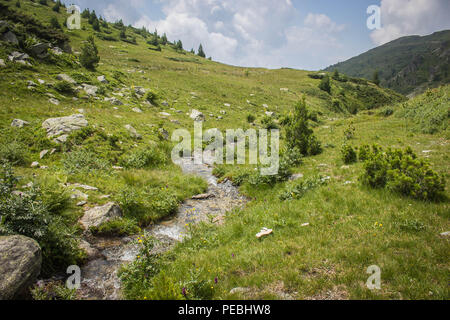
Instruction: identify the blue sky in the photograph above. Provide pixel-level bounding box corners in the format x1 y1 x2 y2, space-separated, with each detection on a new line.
61 0 450 71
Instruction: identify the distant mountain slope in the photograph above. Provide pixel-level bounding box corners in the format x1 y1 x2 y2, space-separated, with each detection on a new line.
325 30 450 96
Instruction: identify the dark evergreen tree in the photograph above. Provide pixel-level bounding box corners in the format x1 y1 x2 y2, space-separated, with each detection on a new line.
197 44 206 58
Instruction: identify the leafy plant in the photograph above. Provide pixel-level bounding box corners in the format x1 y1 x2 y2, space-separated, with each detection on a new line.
80 36 100 70
341 144 357 164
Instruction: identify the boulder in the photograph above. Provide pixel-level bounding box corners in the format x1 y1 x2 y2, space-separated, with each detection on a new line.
48 98 60 105
2 31 18 45
42 114 88 138
8 51 29 62
30 161 40 168
190 109 205 121
124 124 142 139
134 87 146 97
30 43 50 59
0 235 42 300
56 74 76 84
39 150 49 159
79 240 101 260
11 119 29 128
97 75 108 84
80 202 123 229
82 84 98 96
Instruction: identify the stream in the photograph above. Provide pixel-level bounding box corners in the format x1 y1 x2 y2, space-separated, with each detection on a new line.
77 153 246 300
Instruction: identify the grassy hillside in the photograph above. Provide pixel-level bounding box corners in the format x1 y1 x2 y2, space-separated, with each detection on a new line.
0 0 448 300
325 30 450 96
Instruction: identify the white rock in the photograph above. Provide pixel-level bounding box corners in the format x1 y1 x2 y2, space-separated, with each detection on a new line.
49 98 60 105
80 202 122 229
39 150 49 159
132 107 143 113
30 162 40 168
190 109 205 121
256 227 273 239
224 103 231 107
440 231 450 237
56 74 76 84
97 75 108 84
0 59 5 68
124 124 142 139
42 114 88 138
11 119 29 128
301 223 310 227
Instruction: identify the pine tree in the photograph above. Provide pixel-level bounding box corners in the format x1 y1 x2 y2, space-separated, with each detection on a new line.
161 33 168 45
318 75 331 94
285 96 322 156
197 44 206 58
80 36 100 70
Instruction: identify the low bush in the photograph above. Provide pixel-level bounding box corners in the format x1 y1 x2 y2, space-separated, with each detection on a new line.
90 218 141 237
0 141 29 166
360 145 446 201
341 144 357 164
54 80 74 95
63 148 110 174
119 145 168 169
279 175 328 200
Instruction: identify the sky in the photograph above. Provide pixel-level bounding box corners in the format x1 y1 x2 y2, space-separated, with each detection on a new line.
61 0 450 71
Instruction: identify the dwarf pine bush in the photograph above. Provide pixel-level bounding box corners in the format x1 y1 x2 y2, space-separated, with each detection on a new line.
341 144 357 164
360 145 445 201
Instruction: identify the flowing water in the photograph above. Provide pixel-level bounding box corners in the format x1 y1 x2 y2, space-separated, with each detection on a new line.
77 153 246 300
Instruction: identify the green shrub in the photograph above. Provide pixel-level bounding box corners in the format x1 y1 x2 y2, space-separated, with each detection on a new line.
54 80 74 94
90 218 140 237
49 16 61 30
0 141 29 166
119 145 167 169
279 175 328 201
246 114 255 123
341 144 357 164
0 165 84 276
285 96 322 156
63 149 110 174
145 91 157 104
360 145 446 200
80 36 100 70
319 75 331 94
358 144 370 161
260 116 279 130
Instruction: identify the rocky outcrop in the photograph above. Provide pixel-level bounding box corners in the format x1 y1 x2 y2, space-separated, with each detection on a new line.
42 114 88 140
0 235 42 300
30 43 50 59
2 30 18 45
80 203 123 229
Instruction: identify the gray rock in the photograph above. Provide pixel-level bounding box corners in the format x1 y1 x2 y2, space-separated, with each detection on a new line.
8 51 29 62
30 161 40 168
109 97 123 106
71 190 88 200
124 124 142 139
190 109 205 121
54 134 68 144
229 287 251 295
82 84 98 96
159 112 171 117
158 128 169 140
161 101 169 107
50 47 63 55
76 201 87 207
0 58 5 68
289 173 304 181
97 75 108 84
27 80 37 87
56 74 76 84
132 107 143 113
11 119 29 128
80 202 123 229
440 231 450 238
30 43 50 59
48 98 60 105
39 150 49 159
0 235 42 300
265 111 274 117
79 240 101 260
42 114 88 138
2 31 18 45
134 87 146 97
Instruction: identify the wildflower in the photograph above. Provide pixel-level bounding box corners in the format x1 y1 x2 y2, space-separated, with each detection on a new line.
214 277 218 284
182 287 187 296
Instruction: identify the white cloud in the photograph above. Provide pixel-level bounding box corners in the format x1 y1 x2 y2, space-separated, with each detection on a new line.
304 13 345 32
371 0 450 45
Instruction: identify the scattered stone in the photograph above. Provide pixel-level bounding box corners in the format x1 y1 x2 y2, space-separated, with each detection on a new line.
30 162 40 168
39 150 49 159
27 80 37 87
11 119 29 128
30 43 50 59
217 116 223 120
132 107 143 113
262 104 269 108
72 184 98 191
112 166 124 170
82 84 98 96
265 111 274 117
54 134 68 144
48 98 60 105
192 193 215 200
42 114 88 138
190 109 205 121
134 87 146 97
56 74 76 84
37 79 45 85
158 128 169 140
97 75 108 84
229 287 251 295
301 223 310 227
422 150 432 154
159 112 171 117
343 181 353 185
224 103 231 107
256 227 273 239
161 101 169 107
2 31 18 45
124 124 142 139
0 58 5 68
8 51 29 62
76 201 87 207
280 88 289 92
40 166 49 170
79 240 101 260
0 235 42 300
440 231 450 238
71 190 88 200
289 173 304 181
220 110 227 115
109 97 123 106
51 47 63 55
100 195 111 199
341 165 350 169
80 202 123 229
